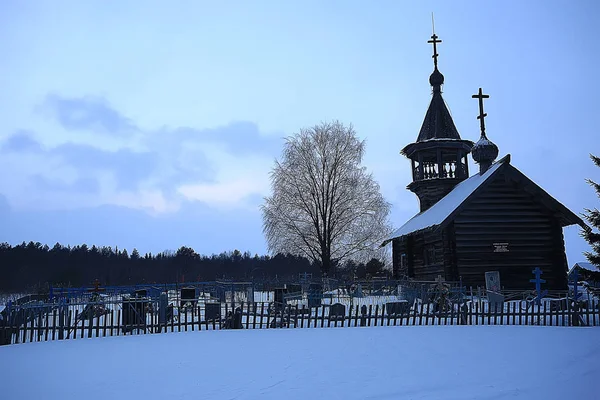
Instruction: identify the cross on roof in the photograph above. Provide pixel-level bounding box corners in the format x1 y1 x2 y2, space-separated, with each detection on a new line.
472 88 490 137
427 33 442 68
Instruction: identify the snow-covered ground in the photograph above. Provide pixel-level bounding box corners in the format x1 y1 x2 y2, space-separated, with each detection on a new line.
0 326 597 399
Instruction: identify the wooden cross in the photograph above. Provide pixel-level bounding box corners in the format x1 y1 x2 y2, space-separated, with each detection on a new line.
472 88 490 137
570 268 582 300
428 33 442 68
529 267 548 306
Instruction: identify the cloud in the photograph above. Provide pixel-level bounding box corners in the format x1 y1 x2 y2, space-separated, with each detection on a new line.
52 143 159 191
0 94 285 214
42 94 137 135
175 141 274 209
162 121 282 157
178 177 268 209
0 132 163 192
0 130 43 153
30 174 100 194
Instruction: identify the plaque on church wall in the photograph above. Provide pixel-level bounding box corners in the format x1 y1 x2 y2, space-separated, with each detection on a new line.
493 243 509 253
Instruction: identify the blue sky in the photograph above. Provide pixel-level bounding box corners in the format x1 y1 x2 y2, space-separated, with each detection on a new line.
0 1 597 266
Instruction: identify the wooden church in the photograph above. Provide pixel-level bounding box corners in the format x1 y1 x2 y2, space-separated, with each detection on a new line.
382 32 588 290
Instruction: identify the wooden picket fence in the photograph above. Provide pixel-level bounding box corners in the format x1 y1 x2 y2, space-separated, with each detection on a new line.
1 298 599 346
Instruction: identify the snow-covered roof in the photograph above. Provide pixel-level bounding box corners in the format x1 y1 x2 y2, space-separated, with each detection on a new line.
572 262 599 273
382 156 508 245
382 151 588 247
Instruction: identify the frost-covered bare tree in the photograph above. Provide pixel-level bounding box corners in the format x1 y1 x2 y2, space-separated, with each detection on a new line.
262 121 392 276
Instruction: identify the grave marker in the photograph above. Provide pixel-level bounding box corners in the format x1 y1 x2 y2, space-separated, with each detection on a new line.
180 287 197 308
569 268 582 301
158 292 168 326
354 284 364 298
228 307 242 329
307 283 322 308
529 267 548 306
205 303 221 322
487 291 504 312
569 268 583 327
485 271 501 293
360 305 368 327
434 275 450 312
329 303 346 321
122 296 148 333
274 288 287 310
246 286 254 303
299 272 312 284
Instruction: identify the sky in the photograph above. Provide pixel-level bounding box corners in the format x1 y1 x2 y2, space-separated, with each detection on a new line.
0 0 597 266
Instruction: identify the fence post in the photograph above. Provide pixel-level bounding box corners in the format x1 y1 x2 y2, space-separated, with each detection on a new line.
37 311 43 341
360 305 367 327
7 301 14 344
158 292 167 333
58 301 65 340
88 307 93 338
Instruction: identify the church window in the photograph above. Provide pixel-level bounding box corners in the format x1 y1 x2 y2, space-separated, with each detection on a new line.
400 253 407 268
424 245 436 265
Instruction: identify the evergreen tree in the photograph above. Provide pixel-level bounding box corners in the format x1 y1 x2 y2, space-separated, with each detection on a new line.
366 258 386 277
0 240 321 291
582 154 600 269
131 248 140 260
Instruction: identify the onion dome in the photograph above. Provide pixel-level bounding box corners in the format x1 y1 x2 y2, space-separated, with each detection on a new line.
471 134 499 173
471 88 498 174
429 68 444 91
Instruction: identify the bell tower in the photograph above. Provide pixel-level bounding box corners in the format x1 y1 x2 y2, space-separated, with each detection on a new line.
402 31 473 212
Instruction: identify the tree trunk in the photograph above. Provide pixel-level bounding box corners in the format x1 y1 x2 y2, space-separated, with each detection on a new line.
320 248 332 277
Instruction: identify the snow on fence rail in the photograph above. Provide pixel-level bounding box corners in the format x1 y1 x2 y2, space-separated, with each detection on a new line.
1 298 598 345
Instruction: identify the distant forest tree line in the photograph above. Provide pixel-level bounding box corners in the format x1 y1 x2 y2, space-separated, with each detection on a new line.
0 241 389 292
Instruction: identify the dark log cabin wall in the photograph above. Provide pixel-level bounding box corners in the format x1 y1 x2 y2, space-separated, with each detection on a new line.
442 225 459 281
393 231 447 281
411 179 463 213
453 171 568 290
392 238 405 278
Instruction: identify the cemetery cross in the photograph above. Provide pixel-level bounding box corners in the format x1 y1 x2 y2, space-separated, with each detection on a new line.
529 267 548 306
569 268 582 301
568 267 582 327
